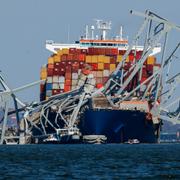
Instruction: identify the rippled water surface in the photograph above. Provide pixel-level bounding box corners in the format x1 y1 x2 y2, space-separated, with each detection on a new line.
0 144 180 179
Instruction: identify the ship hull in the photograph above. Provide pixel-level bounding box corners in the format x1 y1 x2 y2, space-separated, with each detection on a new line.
79 109 159 143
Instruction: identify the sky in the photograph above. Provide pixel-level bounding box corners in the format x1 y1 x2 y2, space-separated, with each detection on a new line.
0 0 180 103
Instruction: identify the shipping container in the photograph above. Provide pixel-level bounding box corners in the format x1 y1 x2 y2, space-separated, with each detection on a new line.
98 63 104 70
46 83 52 90
48 57 54 64
52 83 60 90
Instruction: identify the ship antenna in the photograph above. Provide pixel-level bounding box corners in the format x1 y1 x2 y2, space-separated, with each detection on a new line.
85 25 89 40
91 25 95 39
120 26 123 40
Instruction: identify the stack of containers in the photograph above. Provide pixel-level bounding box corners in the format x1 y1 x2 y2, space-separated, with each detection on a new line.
40 47 159 101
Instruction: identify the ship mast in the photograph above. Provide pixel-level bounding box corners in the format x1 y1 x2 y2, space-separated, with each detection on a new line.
96 20 111 40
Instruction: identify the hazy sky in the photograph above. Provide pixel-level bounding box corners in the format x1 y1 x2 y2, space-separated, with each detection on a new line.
0 0 180 103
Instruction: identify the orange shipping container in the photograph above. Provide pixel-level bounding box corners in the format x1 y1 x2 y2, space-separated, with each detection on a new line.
57 49 63 56
117 55 123 62
98 55 105 63
147 56 156 65
53 55 61 62
98 63 104 70
85 55 92 63
103 56 110 63
48 57 54 64
110 64 116 71
91 56 98 63
62 48 69 54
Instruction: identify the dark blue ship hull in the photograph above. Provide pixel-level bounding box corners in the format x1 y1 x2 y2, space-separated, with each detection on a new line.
79 109 158 143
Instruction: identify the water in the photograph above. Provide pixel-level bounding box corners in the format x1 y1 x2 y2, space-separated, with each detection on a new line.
0 144 179 179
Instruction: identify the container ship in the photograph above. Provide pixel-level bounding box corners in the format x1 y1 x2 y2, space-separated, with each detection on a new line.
1 11 180 145
37 20 162 144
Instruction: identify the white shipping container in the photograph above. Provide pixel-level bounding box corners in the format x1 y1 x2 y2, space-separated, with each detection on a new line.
153 66 160 73
77 79 85 87
53 76 59 83
47 77 53 83
71 86 77 90
59 83 64 89
79 74 86 81
59 76 65 83
72 80 78 86
52 83 60 90
87 78 96 86
103 70 110 77
72 73 78 80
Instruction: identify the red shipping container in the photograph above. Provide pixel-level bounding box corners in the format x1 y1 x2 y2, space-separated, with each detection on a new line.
110 57 116 64
88 47 95 55
136 54 141 60
111 48 118 55
54 62 60 69
67 61 72 66
140 77 147 83
65 79 72 86
81 49 88 54
48 64 54 69
79 62 85 69
129 55 134 61
72 54 78 61
64 85 71 92
98 48 106 55
65 72 71 80
52 89 61 95
146 64 153 72
119 50 126 55
47 68 53 76
69 48 77 54
79 54 85 61
67 54 73 61
142 68 148 78
53 68 60 75
72 61 79 70
105 48 111 55
104 63 110 69
59 61 66 68
60 89 64 93
96 83 103 89
59 68 65 76
76 49 81 54
66 66 72 73
40 84 45 93
91 63 98 71
61 54 67 61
